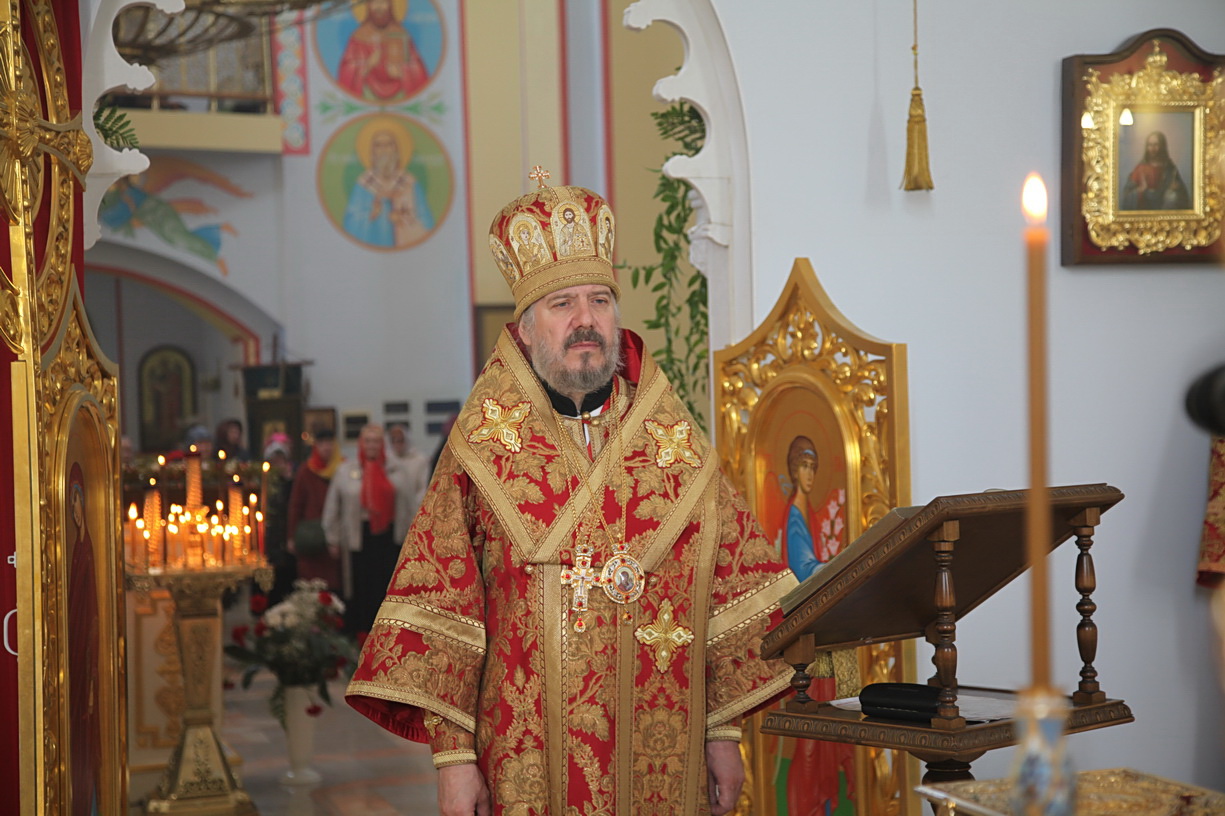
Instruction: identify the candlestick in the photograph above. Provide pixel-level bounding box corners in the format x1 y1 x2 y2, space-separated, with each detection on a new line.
1023 172 1051 691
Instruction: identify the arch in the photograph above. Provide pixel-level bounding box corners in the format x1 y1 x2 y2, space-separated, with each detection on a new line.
624 0 754 353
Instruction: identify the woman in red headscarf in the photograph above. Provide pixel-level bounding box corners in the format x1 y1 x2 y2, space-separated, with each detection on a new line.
322 424 414 634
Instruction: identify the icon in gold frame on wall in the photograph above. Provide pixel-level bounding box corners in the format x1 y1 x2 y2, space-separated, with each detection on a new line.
1062 28 1225 264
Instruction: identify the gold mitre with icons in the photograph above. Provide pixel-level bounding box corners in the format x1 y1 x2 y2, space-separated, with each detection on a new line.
488 167 619 319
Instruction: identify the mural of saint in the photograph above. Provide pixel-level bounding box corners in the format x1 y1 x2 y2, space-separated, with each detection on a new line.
319 113 452 252
315 0 444 104
343 120 434 248
66 463 102 816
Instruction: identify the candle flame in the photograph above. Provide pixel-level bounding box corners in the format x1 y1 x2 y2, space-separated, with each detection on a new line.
233 474 241 483
249 493 258 505
218 450 227 461
1119 106 1134 126
189 444 197 453
128 504 138 520
148 477 157 487
135 519 145 530
1023 173 1048 225
262 461 270 473
157 455 166 466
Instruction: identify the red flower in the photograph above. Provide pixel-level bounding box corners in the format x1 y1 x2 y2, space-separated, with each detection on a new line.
250 594 269 615
332 614 345 631
231 624 249 647
254 620 267 637
318 592 333 606
306 704 323 717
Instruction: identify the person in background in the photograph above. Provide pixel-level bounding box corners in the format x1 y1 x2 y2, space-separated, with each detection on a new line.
386 421 429 522
261 433 298 606
182 423 213 457
322 423 415 635
213 418 251 462
287 428 341 592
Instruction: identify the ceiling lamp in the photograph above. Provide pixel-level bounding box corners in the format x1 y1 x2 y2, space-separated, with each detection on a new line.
112 3 254 66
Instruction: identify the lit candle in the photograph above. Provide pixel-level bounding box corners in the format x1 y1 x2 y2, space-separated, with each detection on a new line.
260 461 270 520
1023 172 1051 690
125 503 139 566
185 447 203 512
143 478 163 570
217 449 227 509
228 475 245 556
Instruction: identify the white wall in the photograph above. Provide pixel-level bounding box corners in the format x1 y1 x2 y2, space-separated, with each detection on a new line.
714 0 1225 788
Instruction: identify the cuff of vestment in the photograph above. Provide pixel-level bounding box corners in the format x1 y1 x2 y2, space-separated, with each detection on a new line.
706 725 742 742
432 750 478 769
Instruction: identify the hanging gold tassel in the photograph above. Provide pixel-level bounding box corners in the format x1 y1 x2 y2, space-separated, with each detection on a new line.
901 0 934 191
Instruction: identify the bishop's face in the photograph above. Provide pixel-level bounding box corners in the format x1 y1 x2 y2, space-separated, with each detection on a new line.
520 284 620 401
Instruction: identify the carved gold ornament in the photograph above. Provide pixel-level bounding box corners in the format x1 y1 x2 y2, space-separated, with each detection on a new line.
1079 42 1225 254
634 599 693 674
643 419 702 469
0 21 91 223
468 398 531 454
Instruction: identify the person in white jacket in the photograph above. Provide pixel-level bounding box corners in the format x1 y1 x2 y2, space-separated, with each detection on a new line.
322 423 415 634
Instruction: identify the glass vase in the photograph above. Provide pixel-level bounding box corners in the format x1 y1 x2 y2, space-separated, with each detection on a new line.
1009 687 1075 816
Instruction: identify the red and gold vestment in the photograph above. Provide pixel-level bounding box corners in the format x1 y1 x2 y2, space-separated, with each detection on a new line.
347 327 796 815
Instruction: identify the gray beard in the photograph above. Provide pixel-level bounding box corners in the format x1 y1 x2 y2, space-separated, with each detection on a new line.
529 327 622 401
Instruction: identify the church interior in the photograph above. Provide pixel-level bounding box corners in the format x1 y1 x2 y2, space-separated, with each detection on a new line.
3 0 1225 813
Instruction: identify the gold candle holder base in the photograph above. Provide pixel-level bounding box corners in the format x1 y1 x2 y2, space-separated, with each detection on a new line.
129 565 272 816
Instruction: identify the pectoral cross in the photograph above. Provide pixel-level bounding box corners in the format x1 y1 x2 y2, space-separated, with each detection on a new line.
529 165 551 189
634 599 694 673
560 542 598 632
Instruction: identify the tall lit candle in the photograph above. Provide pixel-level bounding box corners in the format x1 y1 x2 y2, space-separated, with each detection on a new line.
125 503 139 566
143 478 163 570
217 449 228 508
185 446 203 512
1023 172 1051 690
260 461 270 519
227 475 245 556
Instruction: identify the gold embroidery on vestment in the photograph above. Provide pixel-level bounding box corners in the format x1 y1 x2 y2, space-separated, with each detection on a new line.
644 419 703 469
468 397 531 453
635 599 694 673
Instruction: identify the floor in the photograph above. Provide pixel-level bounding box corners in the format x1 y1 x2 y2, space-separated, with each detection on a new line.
129 671 442 816
223 673 441 816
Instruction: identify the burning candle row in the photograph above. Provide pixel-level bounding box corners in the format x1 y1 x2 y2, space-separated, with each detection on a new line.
125 494 265 573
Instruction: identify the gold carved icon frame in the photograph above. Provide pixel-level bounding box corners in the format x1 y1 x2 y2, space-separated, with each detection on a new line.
715 259 918 816
1062 29 1225 264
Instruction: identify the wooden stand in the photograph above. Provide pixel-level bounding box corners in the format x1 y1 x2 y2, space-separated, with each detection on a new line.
761 484 1134 782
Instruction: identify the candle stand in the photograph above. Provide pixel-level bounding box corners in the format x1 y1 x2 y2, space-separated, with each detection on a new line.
126 449 272 815
128 565 272 816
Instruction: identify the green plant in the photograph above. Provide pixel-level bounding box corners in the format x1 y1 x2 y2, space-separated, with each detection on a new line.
93 105 139 150
626 100 710 432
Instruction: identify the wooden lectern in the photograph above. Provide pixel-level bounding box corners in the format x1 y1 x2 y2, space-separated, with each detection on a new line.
759 483 1135 784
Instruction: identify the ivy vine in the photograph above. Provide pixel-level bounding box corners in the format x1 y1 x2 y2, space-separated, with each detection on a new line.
626 100 709 431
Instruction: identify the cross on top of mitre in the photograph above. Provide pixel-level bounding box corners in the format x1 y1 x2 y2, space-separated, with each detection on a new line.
529 165 551 188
